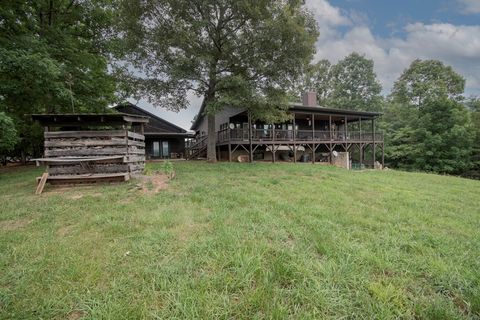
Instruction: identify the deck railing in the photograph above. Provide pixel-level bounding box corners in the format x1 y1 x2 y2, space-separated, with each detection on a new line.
217 128 383 143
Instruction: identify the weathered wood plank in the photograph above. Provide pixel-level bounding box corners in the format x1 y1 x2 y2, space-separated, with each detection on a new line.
32 156 125 165
35 172 49 195
48 164 129 175
45 148 129 157
41 173 129 180
45 130 126 139
124 155 145 163
45 138 145 148
127 131 145 141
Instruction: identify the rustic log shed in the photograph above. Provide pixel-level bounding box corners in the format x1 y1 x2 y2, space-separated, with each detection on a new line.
31 113 149 194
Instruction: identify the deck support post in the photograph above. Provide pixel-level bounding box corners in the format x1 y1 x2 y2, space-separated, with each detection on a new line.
312 113 315 164
329 115 333 164
381 143 385 169
372 119 376 168
360 144 363 168
248 112 253 163
293 116 297 163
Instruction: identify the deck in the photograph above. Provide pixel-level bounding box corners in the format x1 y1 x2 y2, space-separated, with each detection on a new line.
216 128 383 145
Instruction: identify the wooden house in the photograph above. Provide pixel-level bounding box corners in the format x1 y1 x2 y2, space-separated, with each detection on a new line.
114 103 193 159
188 92 384 168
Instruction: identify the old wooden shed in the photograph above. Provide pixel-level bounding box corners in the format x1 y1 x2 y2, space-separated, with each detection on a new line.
31 113 149 193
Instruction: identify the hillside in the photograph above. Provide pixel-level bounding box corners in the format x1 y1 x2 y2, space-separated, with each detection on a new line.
0 162 479 319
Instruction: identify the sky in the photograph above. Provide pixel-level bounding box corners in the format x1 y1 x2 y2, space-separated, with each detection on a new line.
131 0 480 130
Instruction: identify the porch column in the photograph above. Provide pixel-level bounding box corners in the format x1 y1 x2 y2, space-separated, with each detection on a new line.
312 113 315 164
381 143 385 169
372 118 376 168
248 111 253 163
329 115 333 164
293 116 297 163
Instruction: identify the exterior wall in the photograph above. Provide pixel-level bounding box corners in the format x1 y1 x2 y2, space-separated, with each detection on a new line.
194 106 244 136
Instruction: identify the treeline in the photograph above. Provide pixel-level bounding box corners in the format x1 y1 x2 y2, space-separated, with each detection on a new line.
0 2 478 178
0 1 117 163
295 54 480 178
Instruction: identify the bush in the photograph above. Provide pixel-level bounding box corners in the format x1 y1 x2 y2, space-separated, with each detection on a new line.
0 112 18 164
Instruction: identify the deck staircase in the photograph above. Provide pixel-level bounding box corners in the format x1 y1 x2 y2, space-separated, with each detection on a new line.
186 136 207 159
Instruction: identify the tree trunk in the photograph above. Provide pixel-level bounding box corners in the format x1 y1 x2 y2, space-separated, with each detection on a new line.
207 113 216 162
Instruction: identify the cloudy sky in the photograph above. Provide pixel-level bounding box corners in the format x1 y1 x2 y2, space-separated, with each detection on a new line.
131 0 480 130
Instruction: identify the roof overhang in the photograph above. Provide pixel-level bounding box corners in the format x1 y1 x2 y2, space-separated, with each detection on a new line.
31 113 149 126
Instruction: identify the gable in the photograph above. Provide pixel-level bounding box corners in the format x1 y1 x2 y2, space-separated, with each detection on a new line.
115 104 187 134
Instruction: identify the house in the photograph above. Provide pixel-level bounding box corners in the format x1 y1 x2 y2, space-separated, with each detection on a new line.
188 92 384 168
115 103 193 159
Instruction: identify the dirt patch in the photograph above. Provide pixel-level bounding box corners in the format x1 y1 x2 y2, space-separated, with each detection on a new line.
57 225 75 237
135 173 171 194
0 218 33 231
66 310 85 320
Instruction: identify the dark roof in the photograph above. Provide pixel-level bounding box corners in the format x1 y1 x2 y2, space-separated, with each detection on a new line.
191 101 381 129
114 103 189 134
289 103 382 118
31 113 149 126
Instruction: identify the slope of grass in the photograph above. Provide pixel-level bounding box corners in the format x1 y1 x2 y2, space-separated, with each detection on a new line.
0 162 479 319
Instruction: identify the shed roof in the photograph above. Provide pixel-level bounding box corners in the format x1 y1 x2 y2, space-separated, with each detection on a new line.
31 113 149 126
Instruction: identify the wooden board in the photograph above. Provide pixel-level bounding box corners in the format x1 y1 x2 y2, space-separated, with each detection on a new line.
44 138 145 148
127 131 145 141
45 130 127 139
33 156 125 165
35 172 49 195
48 164 130 175
45 147 129 157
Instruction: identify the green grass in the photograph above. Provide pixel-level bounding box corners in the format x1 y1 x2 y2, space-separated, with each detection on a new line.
0 162 479 319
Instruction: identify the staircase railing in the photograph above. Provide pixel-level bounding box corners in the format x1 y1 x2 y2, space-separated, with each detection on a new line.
185 135 207 159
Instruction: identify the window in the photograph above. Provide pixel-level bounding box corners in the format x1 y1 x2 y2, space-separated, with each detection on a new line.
153 141 160 157
162 141 169 158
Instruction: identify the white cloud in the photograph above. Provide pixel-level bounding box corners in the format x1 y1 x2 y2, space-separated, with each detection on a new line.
305 1 480 96
458 0 480 14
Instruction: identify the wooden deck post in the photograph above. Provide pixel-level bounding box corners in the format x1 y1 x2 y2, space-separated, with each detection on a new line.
293 116 297 163
329 115 333 164
381 143 385 169
372 119 376 168
248 112 253 163
312 113 315 164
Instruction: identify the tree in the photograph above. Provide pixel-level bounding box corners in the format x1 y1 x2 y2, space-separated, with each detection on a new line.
465 97 480 178
0 112 18 165
0 0 117 160
115 0 318 162
291 59 332 105
328 53 382 111
391 59 465 106
414 98 473 174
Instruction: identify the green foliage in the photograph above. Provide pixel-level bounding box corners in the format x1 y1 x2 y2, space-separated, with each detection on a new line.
292 53 383 111
328 52 383 111
464 98 480 178
383 99 474 174
383 60 475 175
391 59 465 106
115 0 319 160
162 160 174 178
0 112 18 162
0 0 117 159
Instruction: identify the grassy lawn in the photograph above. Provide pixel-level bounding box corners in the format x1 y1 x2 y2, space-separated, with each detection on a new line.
0 162 479 319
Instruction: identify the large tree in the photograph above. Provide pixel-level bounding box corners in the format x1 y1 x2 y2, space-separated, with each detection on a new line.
328 52 382 111
115 0 318 162
390 59 465 106
0 0 117 160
